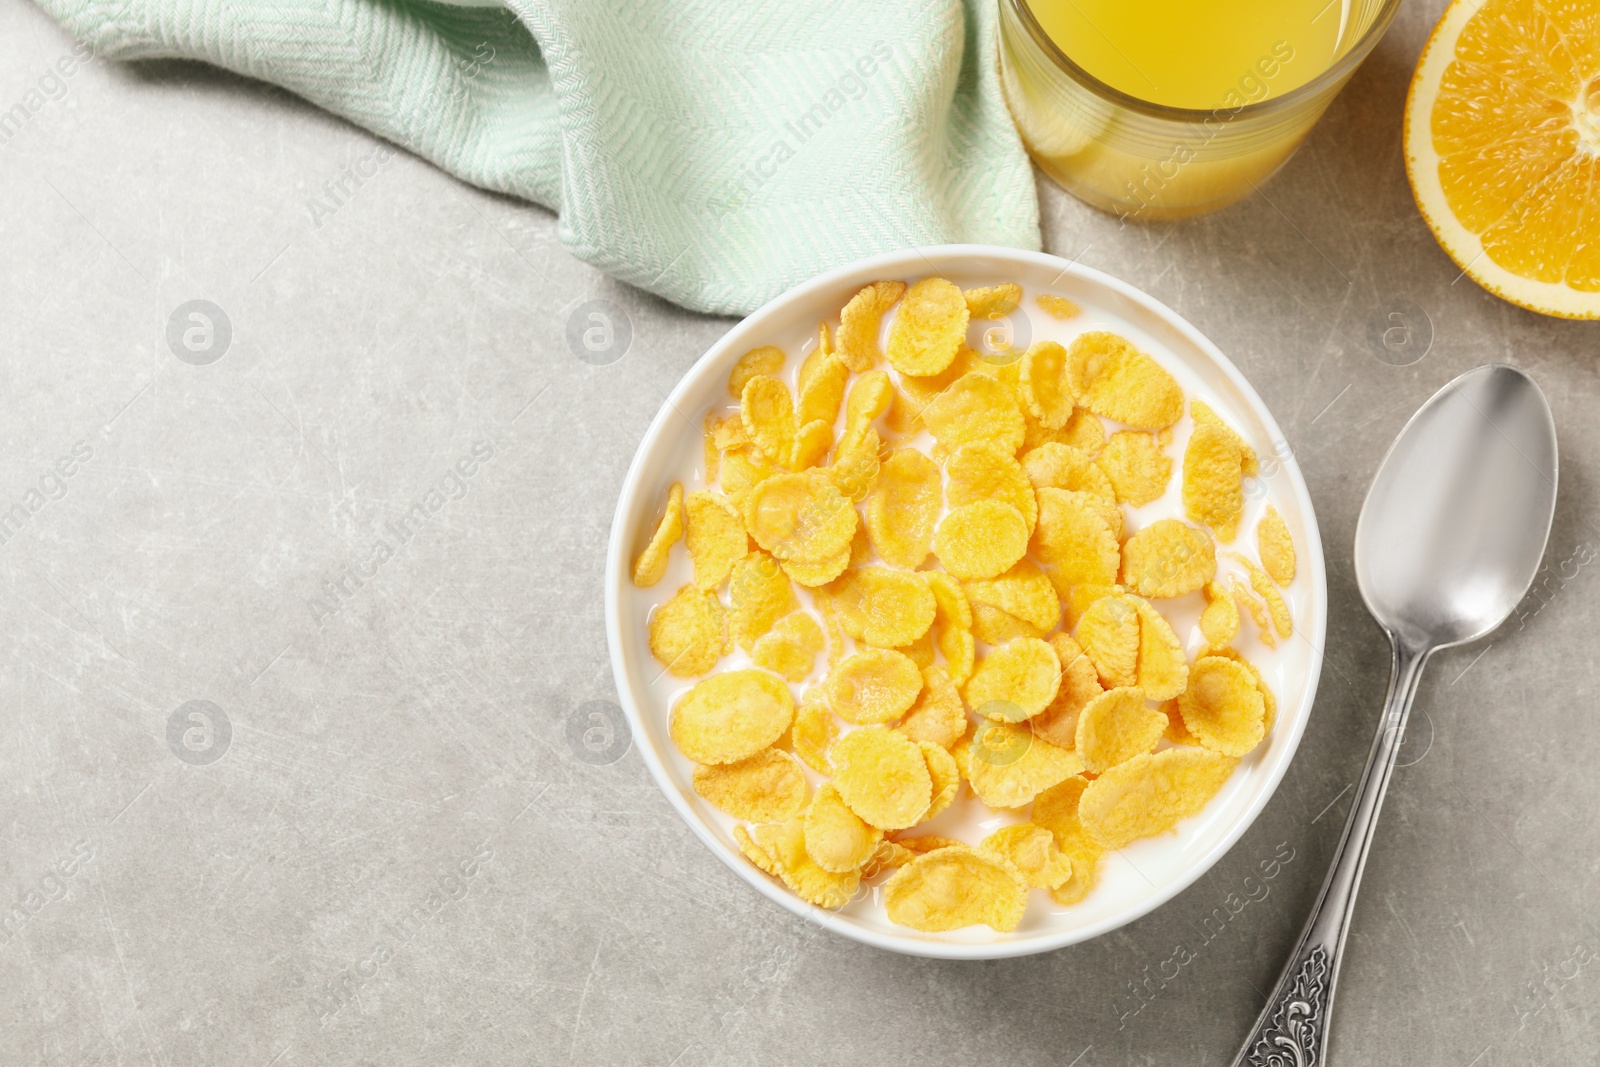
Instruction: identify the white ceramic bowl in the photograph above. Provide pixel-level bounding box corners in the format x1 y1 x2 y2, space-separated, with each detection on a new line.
606 245 1326 959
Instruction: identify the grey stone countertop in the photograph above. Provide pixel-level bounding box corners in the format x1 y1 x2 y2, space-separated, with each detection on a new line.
2 1 1596 1064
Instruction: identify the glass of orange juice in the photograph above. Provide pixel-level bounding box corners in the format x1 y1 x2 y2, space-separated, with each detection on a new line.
999 0 1403 220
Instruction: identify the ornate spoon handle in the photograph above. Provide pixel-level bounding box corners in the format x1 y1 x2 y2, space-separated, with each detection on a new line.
1230 641 1429 1067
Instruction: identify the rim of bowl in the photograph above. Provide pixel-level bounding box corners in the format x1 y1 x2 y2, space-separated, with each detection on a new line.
605 244 1327 960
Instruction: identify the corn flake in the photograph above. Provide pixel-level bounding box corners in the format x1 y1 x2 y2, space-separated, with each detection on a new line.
963 606 1031 645
649 584 726 678
1121 518 1216 599
1032 489 1120 588
967 603 1043 645
925 572 976 685
895 835 965 854
800 369 851 447
1079 748 1238 850
1230 576 1277 648
710 412 750 454
826 422 884 503
924 572 971 633
888 348 977 433
1055 581 1121 633
817 596 846 669
692 748 808 822
847 521 882 570
798 350 848 432
882 846 1028 932
963 560 1060 634
837 280 905 372
684 490 745 591
1199 580 1241 649
669 669 793 765
919 740 961 821
946 441 1038 535
1031 633 1104 749
964 282 1023 319
886 277 968 377
861 839 918 878
780 547 851 589
847 522 874 566
1066 331 1184 430
1237 554 1293 638
1183 422 1246 542
827 566 936 648
803 782 883 873
740 374 797 468
1097 430 1172 506
1035 294 1081 320
728 551 798 650
702 414 723 485
789 419 831 470
1062 334 1190 428
1018 340 1074 430
729 345 785 399
751 611 824 681
1134 596 1190 701
1257 505 1296 586
960 721 1085 808
830 726 934 831
1179 655 1266 756
922 372 1025 455
1075 687 1165 773
981 823 1073 890
894 631 936 671
866 449 942 570
1075 593 1141 688
718 448 779 514
741 470 857 564
826 647 924 725
1049 862 1096 905
1021 442 1116 505
897 666 966 749
631 482 684 587
734 824 781 877
1030 777 1104 903
934 501 1029 580
1162 698 1198 745
791 687 839 773
749 819 861 908
965 637 1062 721
1025 407 1106 455
1211 647 1277 733
836 370 894 458
1192 399 1258 476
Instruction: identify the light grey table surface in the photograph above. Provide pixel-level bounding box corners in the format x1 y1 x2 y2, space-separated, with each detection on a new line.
3 2 1597 1064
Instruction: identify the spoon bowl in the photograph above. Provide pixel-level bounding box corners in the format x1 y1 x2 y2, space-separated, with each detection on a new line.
1354 364 1558 651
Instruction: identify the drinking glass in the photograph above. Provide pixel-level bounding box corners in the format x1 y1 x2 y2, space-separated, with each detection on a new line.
998 0 1405 220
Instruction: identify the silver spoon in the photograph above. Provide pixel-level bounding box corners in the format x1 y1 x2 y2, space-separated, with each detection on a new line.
1230 364 1557 1067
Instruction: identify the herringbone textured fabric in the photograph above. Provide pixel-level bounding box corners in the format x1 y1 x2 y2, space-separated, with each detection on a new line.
38 0 1041 315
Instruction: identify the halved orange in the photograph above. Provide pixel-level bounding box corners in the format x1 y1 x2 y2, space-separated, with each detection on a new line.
1405 0 1600 318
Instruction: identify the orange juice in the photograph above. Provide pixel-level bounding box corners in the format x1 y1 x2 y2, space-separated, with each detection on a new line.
1028 0 1349 110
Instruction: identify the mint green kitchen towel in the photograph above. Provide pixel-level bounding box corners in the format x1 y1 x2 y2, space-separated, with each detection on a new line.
36 0 1041 315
